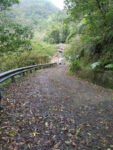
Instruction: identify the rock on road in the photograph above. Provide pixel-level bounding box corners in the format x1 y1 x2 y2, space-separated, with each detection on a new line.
0 65 113 150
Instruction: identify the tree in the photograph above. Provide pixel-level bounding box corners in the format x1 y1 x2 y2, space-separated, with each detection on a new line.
0 24 33 53
44 26 60 44
0 0 33 54
64 0 113 71
61 25 70 43
64 0 113 53
50 29 60 44
44 23 70 44
0 0 19 11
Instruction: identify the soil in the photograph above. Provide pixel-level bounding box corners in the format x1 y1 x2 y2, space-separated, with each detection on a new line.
0 65 113 150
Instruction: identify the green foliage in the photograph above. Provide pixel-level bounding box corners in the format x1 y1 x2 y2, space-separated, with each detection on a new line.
0 24 33 53
45 24 70 44
64 0 113 71
64 35 82 58
69 58 81 71
61 25 70 43
91 62 101 69
0 42 57 72
43 10 70 44
0 0 58 72
2 0 60 42
105 64 113 70
66 28 77 42
9 0 59 29
0 0 19 10
45 26 60 44
64 36 85 70
31 41 57 57
0 52 49 71
49 29 60 44
0 0 33 54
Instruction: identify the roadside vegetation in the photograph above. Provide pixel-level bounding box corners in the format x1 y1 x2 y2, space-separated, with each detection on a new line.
1 0 113 74
0 42 57 72
64 0 113 72
0 0 58 72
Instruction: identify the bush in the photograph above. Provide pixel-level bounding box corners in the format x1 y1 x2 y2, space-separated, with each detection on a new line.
0 41 57 72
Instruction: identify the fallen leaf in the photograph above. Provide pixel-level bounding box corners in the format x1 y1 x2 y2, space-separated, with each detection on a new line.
72 142 77 147
45 122 49 127
67 133 73 137
62 127 68 131
9 132 15 136
65 141 71 145
54 143 58 149
33 132 36 136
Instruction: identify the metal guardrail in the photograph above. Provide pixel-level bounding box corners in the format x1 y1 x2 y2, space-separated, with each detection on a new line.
0 63 57 110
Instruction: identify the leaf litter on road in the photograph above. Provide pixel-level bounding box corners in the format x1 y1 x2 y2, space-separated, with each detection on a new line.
0 66 113 149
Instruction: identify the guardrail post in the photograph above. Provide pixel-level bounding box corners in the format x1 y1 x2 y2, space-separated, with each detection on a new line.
22 72 25 76
11 76 15 82
0 90 3 111
30 70 32 73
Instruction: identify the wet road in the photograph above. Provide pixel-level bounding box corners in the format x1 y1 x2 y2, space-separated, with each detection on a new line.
0 65 113 150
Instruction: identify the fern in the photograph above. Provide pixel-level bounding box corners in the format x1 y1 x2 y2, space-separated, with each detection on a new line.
105 64 113 69
91 62 101 69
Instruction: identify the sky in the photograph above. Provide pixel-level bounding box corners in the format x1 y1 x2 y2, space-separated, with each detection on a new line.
50 0 64 9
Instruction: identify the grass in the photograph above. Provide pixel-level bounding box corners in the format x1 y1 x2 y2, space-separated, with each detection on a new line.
0 41 57 72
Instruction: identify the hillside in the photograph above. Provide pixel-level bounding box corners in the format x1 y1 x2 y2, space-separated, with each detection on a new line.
10 0 59 28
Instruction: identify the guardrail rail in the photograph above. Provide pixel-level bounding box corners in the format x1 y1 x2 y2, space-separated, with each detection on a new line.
0 63 57 110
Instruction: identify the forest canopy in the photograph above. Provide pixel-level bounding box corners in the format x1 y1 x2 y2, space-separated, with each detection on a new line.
0 0 19 10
